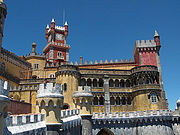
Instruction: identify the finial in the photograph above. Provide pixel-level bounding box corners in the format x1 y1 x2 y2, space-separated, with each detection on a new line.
154 30 159 37
51 18 55 23
64 21 68 26
46 24 49 29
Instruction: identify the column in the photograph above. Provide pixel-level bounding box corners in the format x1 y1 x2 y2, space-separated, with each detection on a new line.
104 75 111 114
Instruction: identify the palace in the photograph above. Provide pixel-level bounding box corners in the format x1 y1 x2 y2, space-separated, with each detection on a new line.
0 1 180 135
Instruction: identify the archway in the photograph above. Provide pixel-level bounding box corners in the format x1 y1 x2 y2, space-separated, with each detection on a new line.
97 127 114 135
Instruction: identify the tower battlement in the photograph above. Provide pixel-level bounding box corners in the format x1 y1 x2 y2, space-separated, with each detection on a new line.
135 40 156 48
37 83 63 98
73 86 93 98
0 79 10 102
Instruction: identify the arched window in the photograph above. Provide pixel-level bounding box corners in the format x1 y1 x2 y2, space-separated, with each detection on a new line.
1 62 5 72
49 74 55 78
126 80 130 87
116 97 120 105
99 78 104 87
93 97 98 105
122 96 126 105
80 78 86 86
87 78 91 86
127 97 132 105
99 96 104 105
115 79 119 87
120 80 125 88
93 79 97 87
64 83 67 92
109 79 114 87
150 92 158 103
110 97 115 105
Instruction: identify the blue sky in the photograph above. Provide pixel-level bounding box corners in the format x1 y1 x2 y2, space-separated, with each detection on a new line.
3 0 180 110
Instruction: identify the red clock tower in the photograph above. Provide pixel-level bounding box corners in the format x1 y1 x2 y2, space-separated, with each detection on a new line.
43 19 70 66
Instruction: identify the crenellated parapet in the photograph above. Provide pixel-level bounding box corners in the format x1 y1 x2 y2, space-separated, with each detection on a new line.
6 113 46 135
56 64 80 77
37 83 63 99
70 58 134 66
61 109 81 133
93 110 171 119
73 86 93 98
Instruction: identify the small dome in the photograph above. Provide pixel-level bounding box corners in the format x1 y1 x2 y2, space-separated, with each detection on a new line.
177 98 180 106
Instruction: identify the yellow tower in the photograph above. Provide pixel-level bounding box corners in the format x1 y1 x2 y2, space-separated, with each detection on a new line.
0 80 10 135
55 65 80 109
36 82 64 134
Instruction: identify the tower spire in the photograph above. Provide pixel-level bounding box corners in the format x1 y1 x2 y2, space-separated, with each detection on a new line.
154 30 159 37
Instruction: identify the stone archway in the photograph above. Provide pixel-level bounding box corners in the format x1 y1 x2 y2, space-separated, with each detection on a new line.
97 127 114 135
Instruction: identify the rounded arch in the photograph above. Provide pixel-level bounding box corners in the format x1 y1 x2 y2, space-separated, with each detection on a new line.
115 79 119 87
99 96 104 105
109 79 114 87
110 97 115 105
87 78 91 86
120 80 125 88
97 127 114 135
40 100 45 107
93 79 98 87
99 78 104 87
80 78 86 86
93 97 98 105
48 100 54 107
126 79 130 87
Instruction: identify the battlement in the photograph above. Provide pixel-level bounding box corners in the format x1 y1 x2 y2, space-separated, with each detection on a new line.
93 110 171 119
70 58 134 66
6 114 46 135
36 83 64 98
61 109 82 131
55 25 65 31
135 40 156 48
73 86 93 98
0 79 10 102
61 109 80 118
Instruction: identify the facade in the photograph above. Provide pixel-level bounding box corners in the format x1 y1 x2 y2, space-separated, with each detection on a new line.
0 1 180 135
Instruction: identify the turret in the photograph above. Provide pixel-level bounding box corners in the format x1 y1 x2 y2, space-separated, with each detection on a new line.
0 0 7 51
36 82 64 134
55 65 80 109
133 31 168 110
51 18 55 31
0 79 10 135
31 42 36 54
154 30 160 46
64 21 68 37
73 86 93 135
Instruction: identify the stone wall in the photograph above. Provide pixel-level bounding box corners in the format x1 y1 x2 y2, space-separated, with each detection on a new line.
5 113 46 135
92 110 180 135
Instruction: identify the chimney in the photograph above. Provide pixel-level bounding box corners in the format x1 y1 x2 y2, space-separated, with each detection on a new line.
80 56 83 65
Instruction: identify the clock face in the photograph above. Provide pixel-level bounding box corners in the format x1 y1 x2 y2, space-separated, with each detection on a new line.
56 33 63 40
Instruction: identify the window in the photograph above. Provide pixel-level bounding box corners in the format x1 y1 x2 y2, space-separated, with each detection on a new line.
49 74 55 78
1 62 5 72
57 51 64 59
64 83 67 91
150 92 158 103
34 64 39 69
